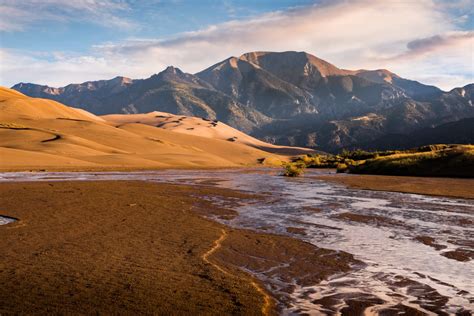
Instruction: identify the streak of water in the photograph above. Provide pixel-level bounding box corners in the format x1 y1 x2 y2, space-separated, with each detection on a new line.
0 216 16 225
1 169 473 314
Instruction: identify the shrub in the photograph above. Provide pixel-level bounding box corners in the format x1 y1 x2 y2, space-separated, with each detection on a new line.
300 155 314 165
339 148 397 160
294 154 343 168
283 162 306 177
417 144 449 152
289 144 474 177
348 145 474 177
336 163 348 173
311 156 321 166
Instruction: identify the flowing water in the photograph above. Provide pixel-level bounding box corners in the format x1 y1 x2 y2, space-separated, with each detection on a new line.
0 216 16 225
1 169 473 314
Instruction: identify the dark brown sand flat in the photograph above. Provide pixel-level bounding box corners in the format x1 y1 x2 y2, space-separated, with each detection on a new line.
312 174 474 199
414 236 447 251
0 180 357 314
332 212 407 228
213 230 359 305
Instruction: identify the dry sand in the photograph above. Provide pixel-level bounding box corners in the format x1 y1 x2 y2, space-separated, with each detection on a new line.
101 112 316 155
313 174 474 199
0 181 358 314
0 87 307 171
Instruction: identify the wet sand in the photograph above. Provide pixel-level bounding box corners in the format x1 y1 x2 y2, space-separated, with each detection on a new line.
313 174 474 199
0 180 357 314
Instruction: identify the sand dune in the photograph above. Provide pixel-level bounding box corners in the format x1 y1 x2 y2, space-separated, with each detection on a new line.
102 112 316 155
0 87 304 171
0 87 101 121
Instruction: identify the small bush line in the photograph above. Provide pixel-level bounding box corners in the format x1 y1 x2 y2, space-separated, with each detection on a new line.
285 144 474 178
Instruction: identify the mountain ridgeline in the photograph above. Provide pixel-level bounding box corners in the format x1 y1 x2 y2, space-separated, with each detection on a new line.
12 51 474 152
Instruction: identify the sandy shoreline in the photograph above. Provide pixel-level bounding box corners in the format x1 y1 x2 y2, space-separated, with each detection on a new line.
312 173 474 199
0 180 357 314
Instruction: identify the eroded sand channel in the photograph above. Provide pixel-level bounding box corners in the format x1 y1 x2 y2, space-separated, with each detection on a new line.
1 169 473 314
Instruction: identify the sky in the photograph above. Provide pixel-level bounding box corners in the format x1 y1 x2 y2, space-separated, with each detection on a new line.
0 0 472 90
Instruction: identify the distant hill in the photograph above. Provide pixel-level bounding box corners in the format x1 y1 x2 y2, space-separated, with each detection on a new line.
12 51 474 152
359 118 474 150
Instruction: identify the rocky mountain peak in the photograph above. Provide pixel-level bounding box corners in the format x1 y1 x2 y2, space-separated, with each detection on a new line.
354 69 399 84
153 66 187 80
110 76 133 85
238 51 349 78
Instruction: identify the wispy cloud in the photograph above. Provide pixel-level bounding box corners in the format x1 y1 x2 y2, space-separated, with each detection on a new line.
0 0 135 31
387 31 473 60
375 30 473 89
91 0 454 74
1 0 472 90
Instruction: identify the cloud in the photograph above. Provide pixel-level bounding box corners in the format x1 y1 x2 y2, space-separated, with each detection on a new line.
1 0 472 90
0 0 135 31
0 48 133 87
98 0 451 65
387 31 473 60
370 30 473 89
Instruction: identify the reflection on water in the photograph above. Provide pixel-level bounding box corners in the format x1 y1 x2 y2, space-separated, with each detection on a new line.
1 169 473 314
0 216 16 225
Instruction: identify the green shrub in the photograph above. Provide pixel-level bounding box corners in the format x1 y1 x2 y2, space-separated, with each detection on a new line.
291 144 474 177
294 154 344 168
298 155 314 165
283 162 306 177
336 163 348 173
348 145 474 177
339 148 398 160
417 144 449 152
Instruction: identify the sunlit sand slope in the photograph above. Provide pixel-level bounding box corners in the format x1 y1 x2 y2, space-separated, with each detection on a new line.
0 87 287 170
102 112 316 155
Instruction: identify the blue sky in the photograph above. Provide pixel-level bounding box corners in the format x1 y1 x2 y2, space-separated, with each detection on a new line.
1 0 314 53
0 0 472 89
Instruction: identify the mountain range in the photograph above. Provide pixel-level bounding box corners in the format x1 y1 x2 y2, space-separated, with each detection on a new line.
13 51 474 152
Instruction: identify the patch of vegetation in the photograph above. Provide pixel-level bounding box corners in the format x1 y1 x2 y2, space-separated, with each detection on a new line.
295 154 343 168
347 145 474 178
336 163 348 173
340 149 398 160
282 162 306 177
290 144 474 178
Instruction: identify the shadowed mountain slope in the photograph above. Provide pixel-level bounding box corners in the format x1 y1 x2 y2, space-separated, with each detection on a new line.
359 117 474 150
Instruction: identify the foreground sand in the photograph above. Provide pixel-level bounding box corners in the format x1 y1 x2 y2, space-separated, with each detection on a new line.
0 181 356 314
313 174 474 199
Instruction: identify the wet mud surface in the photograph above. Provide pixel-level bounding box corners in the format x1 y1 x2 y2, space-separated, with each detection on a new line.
0 181 361 315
